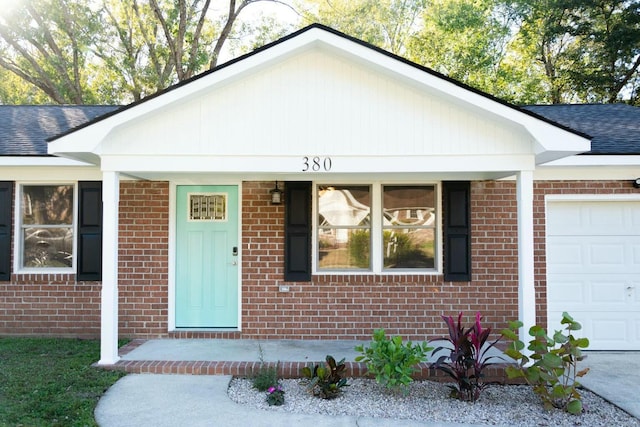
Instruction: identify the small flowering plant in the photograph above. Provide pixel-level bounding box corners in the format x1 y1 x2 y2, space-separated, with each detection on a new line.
266 384 285 406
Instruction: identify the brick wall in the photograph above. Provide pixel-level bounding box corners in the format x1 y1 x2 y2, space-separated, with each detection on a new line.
0 275 101 337
0 179 634 341
0 181 169 339
238 181 520 341
118 181 169 338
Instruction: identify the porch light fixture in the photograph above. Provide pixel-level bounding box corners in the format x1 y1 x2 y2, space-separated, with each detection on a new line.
270 181 283 205
634 178 640 189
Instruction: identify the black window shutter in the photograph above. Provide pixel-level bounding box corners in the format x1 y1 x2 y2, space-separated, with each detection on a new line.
443 181 471 282
284 181 311 282
0 181 13 281
77 181 102 281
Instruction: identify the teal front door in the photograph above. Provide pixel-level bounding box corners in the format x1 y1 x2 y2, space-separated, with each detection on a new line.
176 185 239 328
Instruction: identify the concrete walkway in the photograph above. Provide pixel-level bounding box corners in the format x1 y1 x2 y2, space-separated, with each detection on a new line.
95 340 640 426
579 351 640 419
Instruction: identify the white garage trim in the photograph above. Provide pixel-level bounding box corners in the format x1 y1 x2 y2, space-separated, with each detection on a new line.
546 194 640 203
545 194 640 350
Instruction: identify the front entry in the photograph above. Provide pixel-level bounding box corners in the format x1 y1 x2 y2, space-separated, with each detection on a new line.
176 185 239 328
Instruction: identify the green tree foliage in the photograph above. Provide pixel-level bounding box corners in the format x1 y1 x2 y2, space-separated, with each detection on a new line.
298 0 427 55
226 14 295 57
505 0 579 104
0 0 294 104
407 0 517 100
1 0 638 105
0 68 50 104
506 0 640 104
569 0 640 103
0 0 102 104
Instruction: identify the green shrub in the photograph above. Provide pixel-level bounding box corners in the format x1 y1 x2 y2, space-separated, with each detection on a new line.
252 345 279 391
252 365 278 391
355 329 431 392
349 230 370 268
301 355 349 399
502 312 590 415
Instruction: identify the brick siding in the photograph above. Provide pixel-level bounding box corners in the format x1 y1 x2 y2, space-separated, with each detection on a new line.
0 179 634 341
0 181 169 338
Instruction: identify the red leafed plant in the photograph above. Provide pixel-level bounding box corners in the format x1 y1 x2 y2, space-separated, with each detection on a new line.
431 312 503 402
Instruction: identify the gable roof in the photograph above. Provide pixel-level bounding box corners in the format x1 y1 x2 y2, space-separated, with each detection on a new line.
524 104 640 155
0 105 119 156
4 25 630 164
43 25 590 172
46 24 587 144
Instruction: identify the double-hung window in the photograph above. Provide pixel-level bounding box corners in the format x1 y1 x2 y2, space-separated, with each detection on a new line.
316 183 437 273
19 184 75 270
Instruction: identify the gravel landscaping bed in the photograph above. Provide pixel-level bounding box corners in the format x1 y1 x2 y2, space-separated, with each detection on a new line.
228 377 640 426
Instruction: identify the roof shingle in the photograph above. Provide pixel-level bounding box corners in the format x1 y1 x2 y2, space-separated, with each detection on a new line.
0 105 119 156
523 103 640 155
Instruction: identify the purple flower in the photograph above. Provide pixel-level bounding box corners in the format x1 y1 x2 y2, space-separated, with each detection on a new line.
268 385 283 394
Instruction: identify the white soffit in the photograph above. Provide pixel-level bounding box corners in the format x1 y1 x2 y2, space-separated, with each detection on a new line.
48 26 590 167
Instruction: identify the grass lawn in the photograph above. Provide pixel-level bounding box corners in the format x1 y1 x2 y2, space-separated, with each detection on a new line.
0 337 127 427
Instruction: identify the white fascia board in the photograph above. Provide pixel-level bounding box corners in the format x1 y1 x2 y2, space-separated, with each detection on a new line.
0 165 102 181
540 154 640 167
0 156 96 167
534 165 640 181
535 155 640 181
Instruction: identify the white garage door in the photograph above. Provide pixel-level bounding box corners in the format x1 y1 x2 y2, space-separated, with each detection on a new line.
547 200 640 350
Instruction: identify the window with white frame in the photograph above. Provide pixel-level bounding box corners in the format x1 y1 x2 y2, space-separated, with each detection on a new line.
317 185 371 269
19 184 74 269
382 185 436 269
316 183 437 272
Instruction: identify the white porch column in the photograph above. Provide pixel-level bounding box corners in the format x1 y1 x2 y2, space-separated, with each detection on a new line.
98 171 120 365
516 170 536 342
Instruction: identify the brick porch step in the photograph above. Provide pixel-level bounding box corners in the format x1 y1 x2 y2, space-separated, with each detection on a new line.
99 339 520 384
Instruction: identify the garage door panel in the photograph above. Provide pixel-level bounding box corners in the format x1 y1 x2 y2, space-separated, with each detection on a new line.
547 200 640 350
548 275 632 309
547 201 640 236
591 243 625 266
548 279 584 304
548 311 636 350
591 280 628 303
548 237 639 274
546 240 583 269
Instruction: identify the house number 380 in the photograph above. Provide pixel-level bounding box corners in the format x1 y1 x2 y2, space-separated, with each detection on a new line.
302 156 332 172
